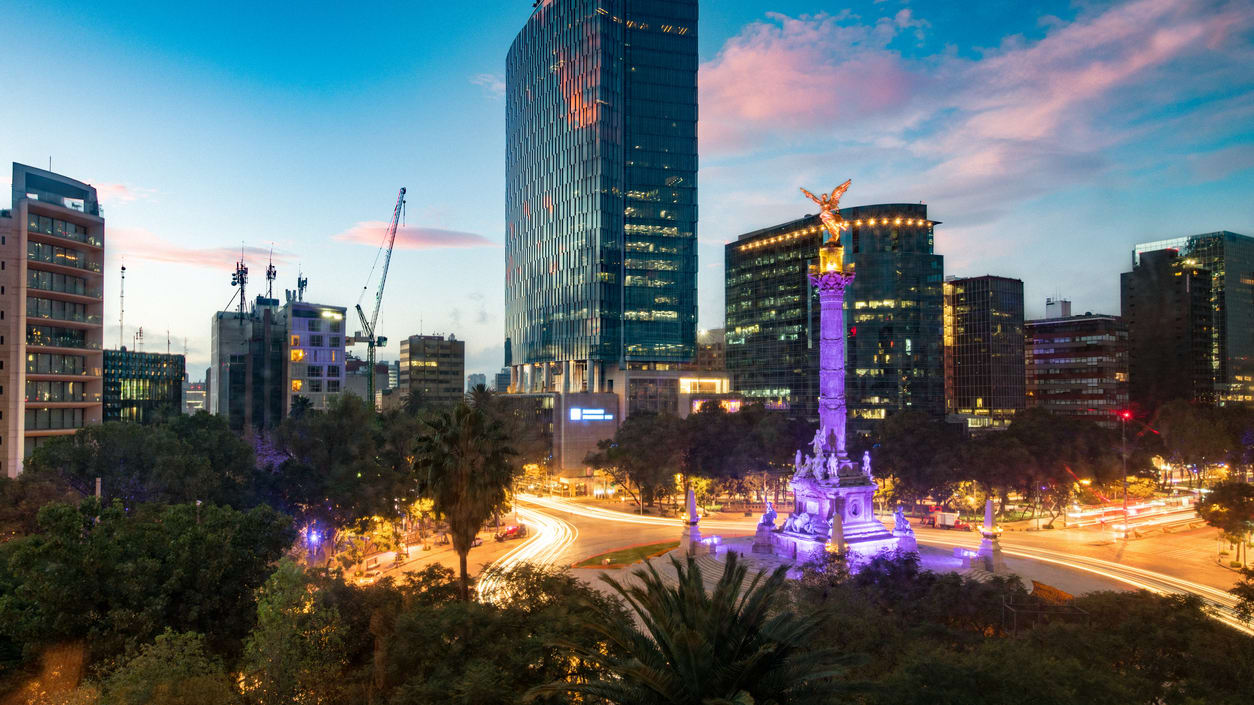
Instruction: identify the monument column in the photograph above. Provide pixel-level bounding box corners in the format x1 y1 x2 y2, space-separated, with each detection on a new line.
809 241 855 462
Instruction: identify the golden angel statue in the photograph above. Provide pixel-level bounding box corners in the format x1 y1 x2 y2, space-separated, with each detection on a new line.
800 179 852 246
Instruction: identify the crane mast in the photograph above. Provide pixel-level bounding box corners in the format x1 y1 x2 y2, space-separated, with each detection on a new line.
355 187 406 407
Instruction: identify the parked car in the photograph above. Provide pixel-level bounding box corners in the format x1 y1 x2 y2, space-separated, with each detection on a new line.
495 525 528 542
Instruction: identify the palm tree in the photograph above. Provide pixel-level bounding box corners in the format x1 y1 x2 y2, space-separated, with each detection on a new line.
416 402 516 600
530 552 858 704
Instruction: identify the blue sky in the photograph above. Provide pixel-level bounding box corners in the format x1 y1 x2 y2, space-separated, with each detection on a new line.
3 0 1252 380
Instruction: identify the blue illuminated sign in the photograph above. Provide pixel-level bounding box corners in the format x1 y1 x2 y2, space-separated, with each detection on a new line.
570 407 614 422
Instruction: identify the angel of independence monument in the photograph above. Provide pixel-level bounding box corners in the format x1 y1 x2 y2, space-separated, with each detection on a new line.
753 180 911 564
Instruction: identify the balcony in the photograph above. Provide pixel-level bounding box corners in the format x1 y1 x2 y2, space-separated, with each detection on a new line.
27 225 103 250
27 255 103 276
26 334 101 351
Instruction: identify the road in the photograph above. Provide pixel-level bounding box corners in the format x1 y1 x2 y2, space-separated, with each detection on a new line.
498 494 1253 635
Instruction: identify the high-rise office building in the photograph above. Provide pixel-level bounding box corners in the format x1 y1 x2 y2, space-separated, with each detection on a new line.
466 373 487 393
1132 232 1254 405
494 367 511 393
0 164 106 476
1121 249 1213 412
210 298 286 433
943 275 1025 431
504 0 699 398
725 206 944 432
1025 308 1127 428
209 297 345 432
399 334 465 407
103 349 184 423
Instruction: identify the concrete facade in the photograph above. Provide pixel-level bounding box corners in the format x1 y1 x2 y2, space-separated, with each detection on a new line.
0 164 106 476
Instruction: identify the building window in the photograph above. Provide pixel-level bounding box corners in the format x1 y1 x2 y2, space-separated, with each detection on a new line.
290 335 300 347
309 379 323 393
290 349 305 362
330 336 341 348
310 335 324 347
308 319 322 332
291 379 303 392
327 365 340 378
306 366 323 378
327 380 340 393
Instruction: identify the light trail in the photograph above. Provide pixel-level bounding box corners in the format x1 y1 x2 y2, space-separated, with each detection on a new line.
520 495 1254 636
477 505 578 604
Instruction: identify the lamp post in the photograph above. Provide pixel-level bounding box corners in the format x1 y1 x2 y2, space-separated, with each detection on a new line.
1120 410 1131 539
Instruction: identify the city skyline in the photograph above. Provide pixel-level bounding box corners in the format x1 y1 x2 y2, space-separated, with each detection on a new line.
2 0 1252 379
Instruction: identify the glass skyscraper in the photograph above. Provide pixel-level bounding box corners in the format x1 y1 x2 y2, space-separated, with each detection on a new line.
505 0 698 394
943 275 1026 430
1132 232 1254 405
725 205 944 434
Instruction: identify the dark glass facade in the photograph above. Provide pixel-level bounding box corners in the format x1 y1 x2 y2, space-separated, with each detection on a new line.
1121 249 1214 412
1133 232 1254 405
725 205 944 431
505 0 698 366
103 349 185 424
943 275 1025 430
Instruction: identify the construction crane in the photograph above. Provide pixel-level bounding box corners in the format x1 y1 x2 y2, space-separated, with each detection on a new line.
353 187 406 406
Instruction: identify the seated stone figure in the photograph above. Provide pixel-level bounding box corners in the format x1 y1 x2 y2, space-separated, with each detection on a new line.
893 505 913 534
782 511 811 534
760 501 777 528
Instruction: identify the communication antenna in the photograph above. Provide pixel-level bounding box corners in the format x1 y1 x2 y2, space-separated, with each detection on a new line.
266 245 277 299
167 329 171 355
231 251 249 322
134 327 144 352
296 265 308 302
118 264 126 349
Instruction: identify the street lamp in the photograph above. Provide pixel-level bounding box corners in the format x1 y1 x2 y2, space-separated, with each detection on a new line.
1119 409 1132 539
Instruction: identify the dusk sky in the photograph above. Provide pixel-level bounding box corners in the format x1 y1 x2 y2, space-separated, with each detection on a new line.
3 0 1252 380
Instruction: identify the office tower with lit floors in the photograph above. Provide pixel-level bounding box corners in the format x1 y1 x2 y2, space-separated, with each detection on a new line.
0 164 106 476
1025 304 1128 428
725 205 944 432
103 349 185 423
1121 249 1214 412
943 275 1026 431
504 0 700 412
1132 232 1254 405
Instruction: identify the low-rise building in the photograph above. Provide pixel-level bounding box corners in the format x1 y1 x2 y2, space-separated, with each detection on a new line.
103 349 184 423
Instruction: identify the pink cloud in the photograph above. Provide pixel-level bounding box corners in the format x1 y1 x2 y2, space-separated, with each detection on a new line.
332 221 499 250
94 182 157 204
699 12 919 153
109 227 292 271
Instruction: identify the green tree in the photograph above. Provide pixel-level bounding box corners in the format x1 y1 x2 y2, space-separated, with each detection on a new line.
23 414 263 509
0 475 79 541
417 403 516 600
1197 480 1254 566
386 564 622 705
240 560 346 705
531 553 857 705
0 499 293 665
585 412 680 510
1154 401 1232 489
872 410 964 503
273 394 415 538
102 631 239 705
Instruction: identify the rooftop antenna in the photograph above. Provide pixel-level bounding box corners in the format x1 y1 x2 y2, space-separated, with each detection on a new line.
118 264 126 349
167 329 171 355
134 327 144 352
231 250 249 323
183 337 188 356
265 245 277 299
297 265 308 302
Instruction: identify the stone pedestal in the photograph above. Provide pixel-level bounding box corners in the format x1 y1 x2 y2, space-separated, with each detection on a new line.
752 522 775 554
975 499 1006 573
